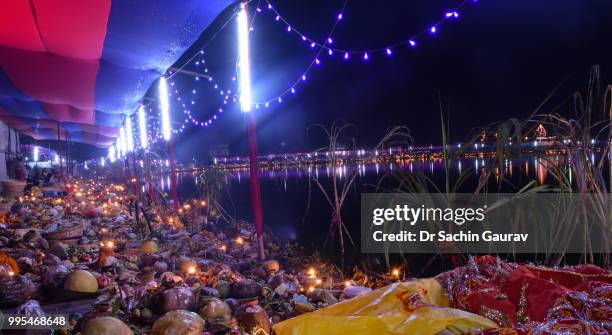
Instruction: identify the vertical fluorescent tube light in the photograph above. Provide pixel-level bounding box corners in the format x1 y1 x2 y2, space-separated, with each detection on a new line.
119 126 127 157
54 153 59 164
100 157 105 167
109 145 116 162
238 3 252 112
159 77 171 141
125 116 134 152
116 138 122 159
33 146 39 162
138 105 148 149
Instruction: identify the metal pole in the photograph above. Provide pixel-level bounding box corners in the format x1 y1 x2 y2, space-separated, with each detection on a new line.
168 140 180 212
247 113 265 260
239 2 265 260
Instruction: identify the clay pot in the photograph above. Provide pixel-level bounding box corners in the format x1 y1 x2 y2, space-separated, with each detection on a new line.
198 298 232 324
63 270 99 293
230 279 262 300
82 317 133 335
151 310 205 335
158 287 196 313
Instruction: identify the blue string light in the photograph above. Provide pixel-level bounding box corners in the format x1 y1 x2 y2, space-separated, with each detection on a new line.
251 0 477 107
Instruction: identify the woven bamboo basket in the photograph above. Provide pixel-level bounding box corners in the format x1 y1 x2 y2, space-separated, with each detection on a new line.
44 224 84 240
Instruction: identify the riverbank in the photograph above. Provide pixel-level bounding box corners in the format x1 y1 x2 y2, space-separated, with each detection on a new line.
0 177 610 335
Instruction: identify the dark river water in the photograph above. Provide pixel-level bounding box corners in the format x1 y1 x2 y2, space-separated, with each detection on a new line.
160 153 609 273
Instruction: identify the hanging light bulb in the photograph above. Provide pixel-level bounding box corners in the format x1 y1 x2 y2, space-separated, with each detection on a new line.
138 105 148 149
238 3 252 112
159 76 171 141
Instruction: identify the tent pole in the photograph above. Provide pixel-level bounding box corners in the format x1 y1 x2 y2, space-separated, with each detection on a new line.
57 122 63 181
168 140 180 213
247 112 265 260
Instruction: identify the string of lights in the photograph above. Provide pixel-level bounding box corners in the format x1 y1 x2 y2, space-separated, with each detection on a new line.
262 0 471 55
157 2 264 133
111 0 477 154
251 0 476 107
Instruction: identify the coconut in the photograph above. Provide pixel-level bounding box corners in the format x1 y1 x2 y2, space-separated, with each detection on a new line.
151 310 205 335
214 280 231 298
153 261 168 273
49 241 68 260
237 304 270 333
0 275 38 306
198 298 232 324
262 259 280 273
42 265 69 289
230 279 262 300
82 317 133 335
158 287 196 313
63 270 99 293
141 240 159 254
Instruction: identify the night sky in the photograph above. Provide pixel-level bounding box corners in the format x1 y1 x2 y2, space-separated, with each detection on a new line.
165 0 612 163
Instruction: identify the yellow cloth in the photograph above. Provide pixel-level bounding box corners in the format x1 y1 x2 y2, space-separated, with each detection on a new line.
273 278 498 335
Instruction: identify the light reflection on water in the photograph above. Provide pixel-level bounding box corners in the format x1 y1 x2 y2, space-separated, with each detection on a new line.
154 153 607 245
160 154 604 192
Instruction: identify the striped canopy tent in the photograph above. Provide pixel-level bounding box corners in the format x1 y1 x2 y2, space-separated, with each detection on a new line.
0 0 233 147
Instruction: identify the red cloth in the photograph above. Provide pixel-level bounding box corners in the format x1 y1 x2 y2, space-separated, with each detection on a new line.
436 256 611 334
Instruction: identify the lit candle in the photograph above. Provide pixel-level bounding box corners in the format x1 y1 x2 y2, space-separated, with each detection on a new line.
392 269 400 277
307 268 316 277
236 237 243 245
